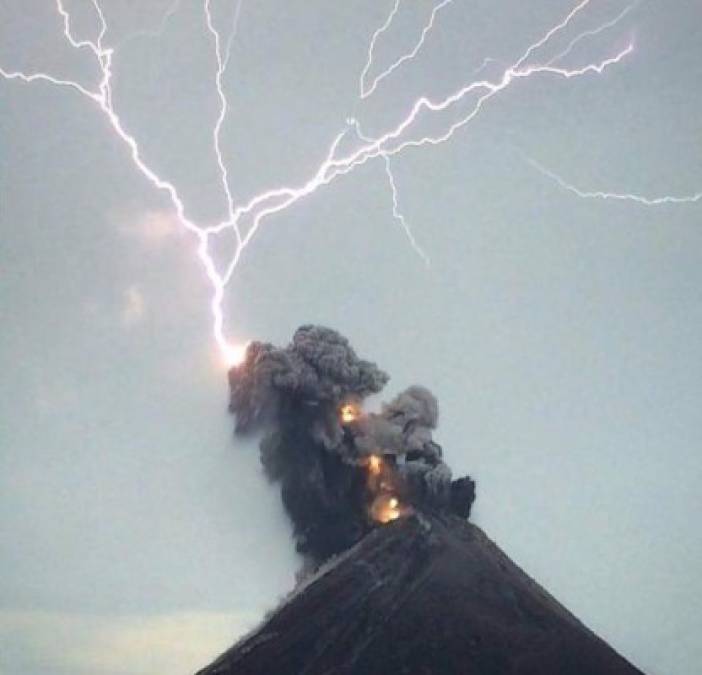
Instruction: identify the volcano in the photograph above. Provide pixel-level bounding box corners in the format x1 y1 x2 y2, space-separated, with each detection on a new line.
200 326 645 674
196 512 644 675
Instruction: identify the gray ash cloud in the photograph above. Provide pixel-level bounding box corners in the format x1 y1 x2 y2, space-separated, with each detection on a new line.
228 325 475 565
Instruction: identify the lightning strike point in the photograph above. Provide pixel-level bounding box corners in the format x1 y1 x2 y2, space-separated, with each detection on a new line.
223 341 249 368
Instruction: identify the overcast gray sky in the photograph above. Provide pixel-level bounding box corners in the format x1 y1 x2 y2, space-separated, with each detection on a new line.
1 1 701 674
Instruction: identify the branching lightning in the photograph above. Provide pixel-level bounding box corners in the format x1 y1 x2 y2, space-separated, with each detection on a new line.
359 0 401 99
524 155 702 206
544 1 638 67
204 0 239 240
352 119 430 267
360 0 454 99
3 0 692 365
383 155 431 268
1 0 238 364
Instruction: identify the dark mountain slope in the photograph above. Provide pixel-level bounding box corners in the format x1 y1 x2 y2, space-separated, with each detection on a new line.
197 513 643 675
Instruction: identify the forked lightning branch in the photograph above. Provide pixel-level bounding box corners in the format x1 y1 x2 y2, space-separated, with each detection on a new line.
2 0 697 363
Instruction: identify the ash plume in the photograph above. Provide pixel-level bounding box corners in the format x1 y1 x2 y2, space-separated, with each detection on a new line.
228 325 475 565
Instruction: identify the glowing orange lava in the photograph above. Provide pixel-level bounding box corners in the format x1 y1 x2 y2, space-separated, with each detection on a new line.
371 494 403 524
340 403 360 424
368 454 382 475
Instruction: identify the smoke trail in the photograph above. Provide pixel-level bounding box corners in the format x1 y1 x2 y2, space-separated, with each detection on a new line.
228 325 475 565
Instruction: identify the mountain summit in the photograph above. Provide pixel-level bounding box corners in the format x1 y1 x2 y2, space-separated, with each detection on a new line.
197 512 644 675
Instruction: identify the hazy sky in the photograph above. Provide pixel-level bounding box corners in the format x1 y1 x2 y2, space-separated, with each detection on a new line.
1 1 701 674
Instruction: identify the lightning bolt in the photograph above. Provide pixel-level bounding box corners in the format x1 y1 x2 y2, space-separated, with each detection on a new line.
2 0 664 365
383 155 431 268
0 0 239 363
545 1 639 67
204 0 239 240
219 0 634 267
359 0 401 98
360 0 454 99
114 0 182 49
524 155 702 206
352 119 430 267
223 0 244 71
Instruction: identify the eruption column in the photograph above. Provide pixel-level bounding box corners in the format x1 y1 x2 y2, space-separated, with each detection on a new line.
228 325 469 564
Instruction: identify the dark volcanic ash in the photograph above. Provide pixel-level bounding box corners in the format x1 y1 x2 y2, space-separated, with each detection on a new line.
228 325 475 565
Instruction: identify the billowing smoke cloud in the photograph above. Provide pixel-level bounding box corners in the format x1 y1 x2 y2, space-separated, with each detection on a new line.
228 325 475 565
